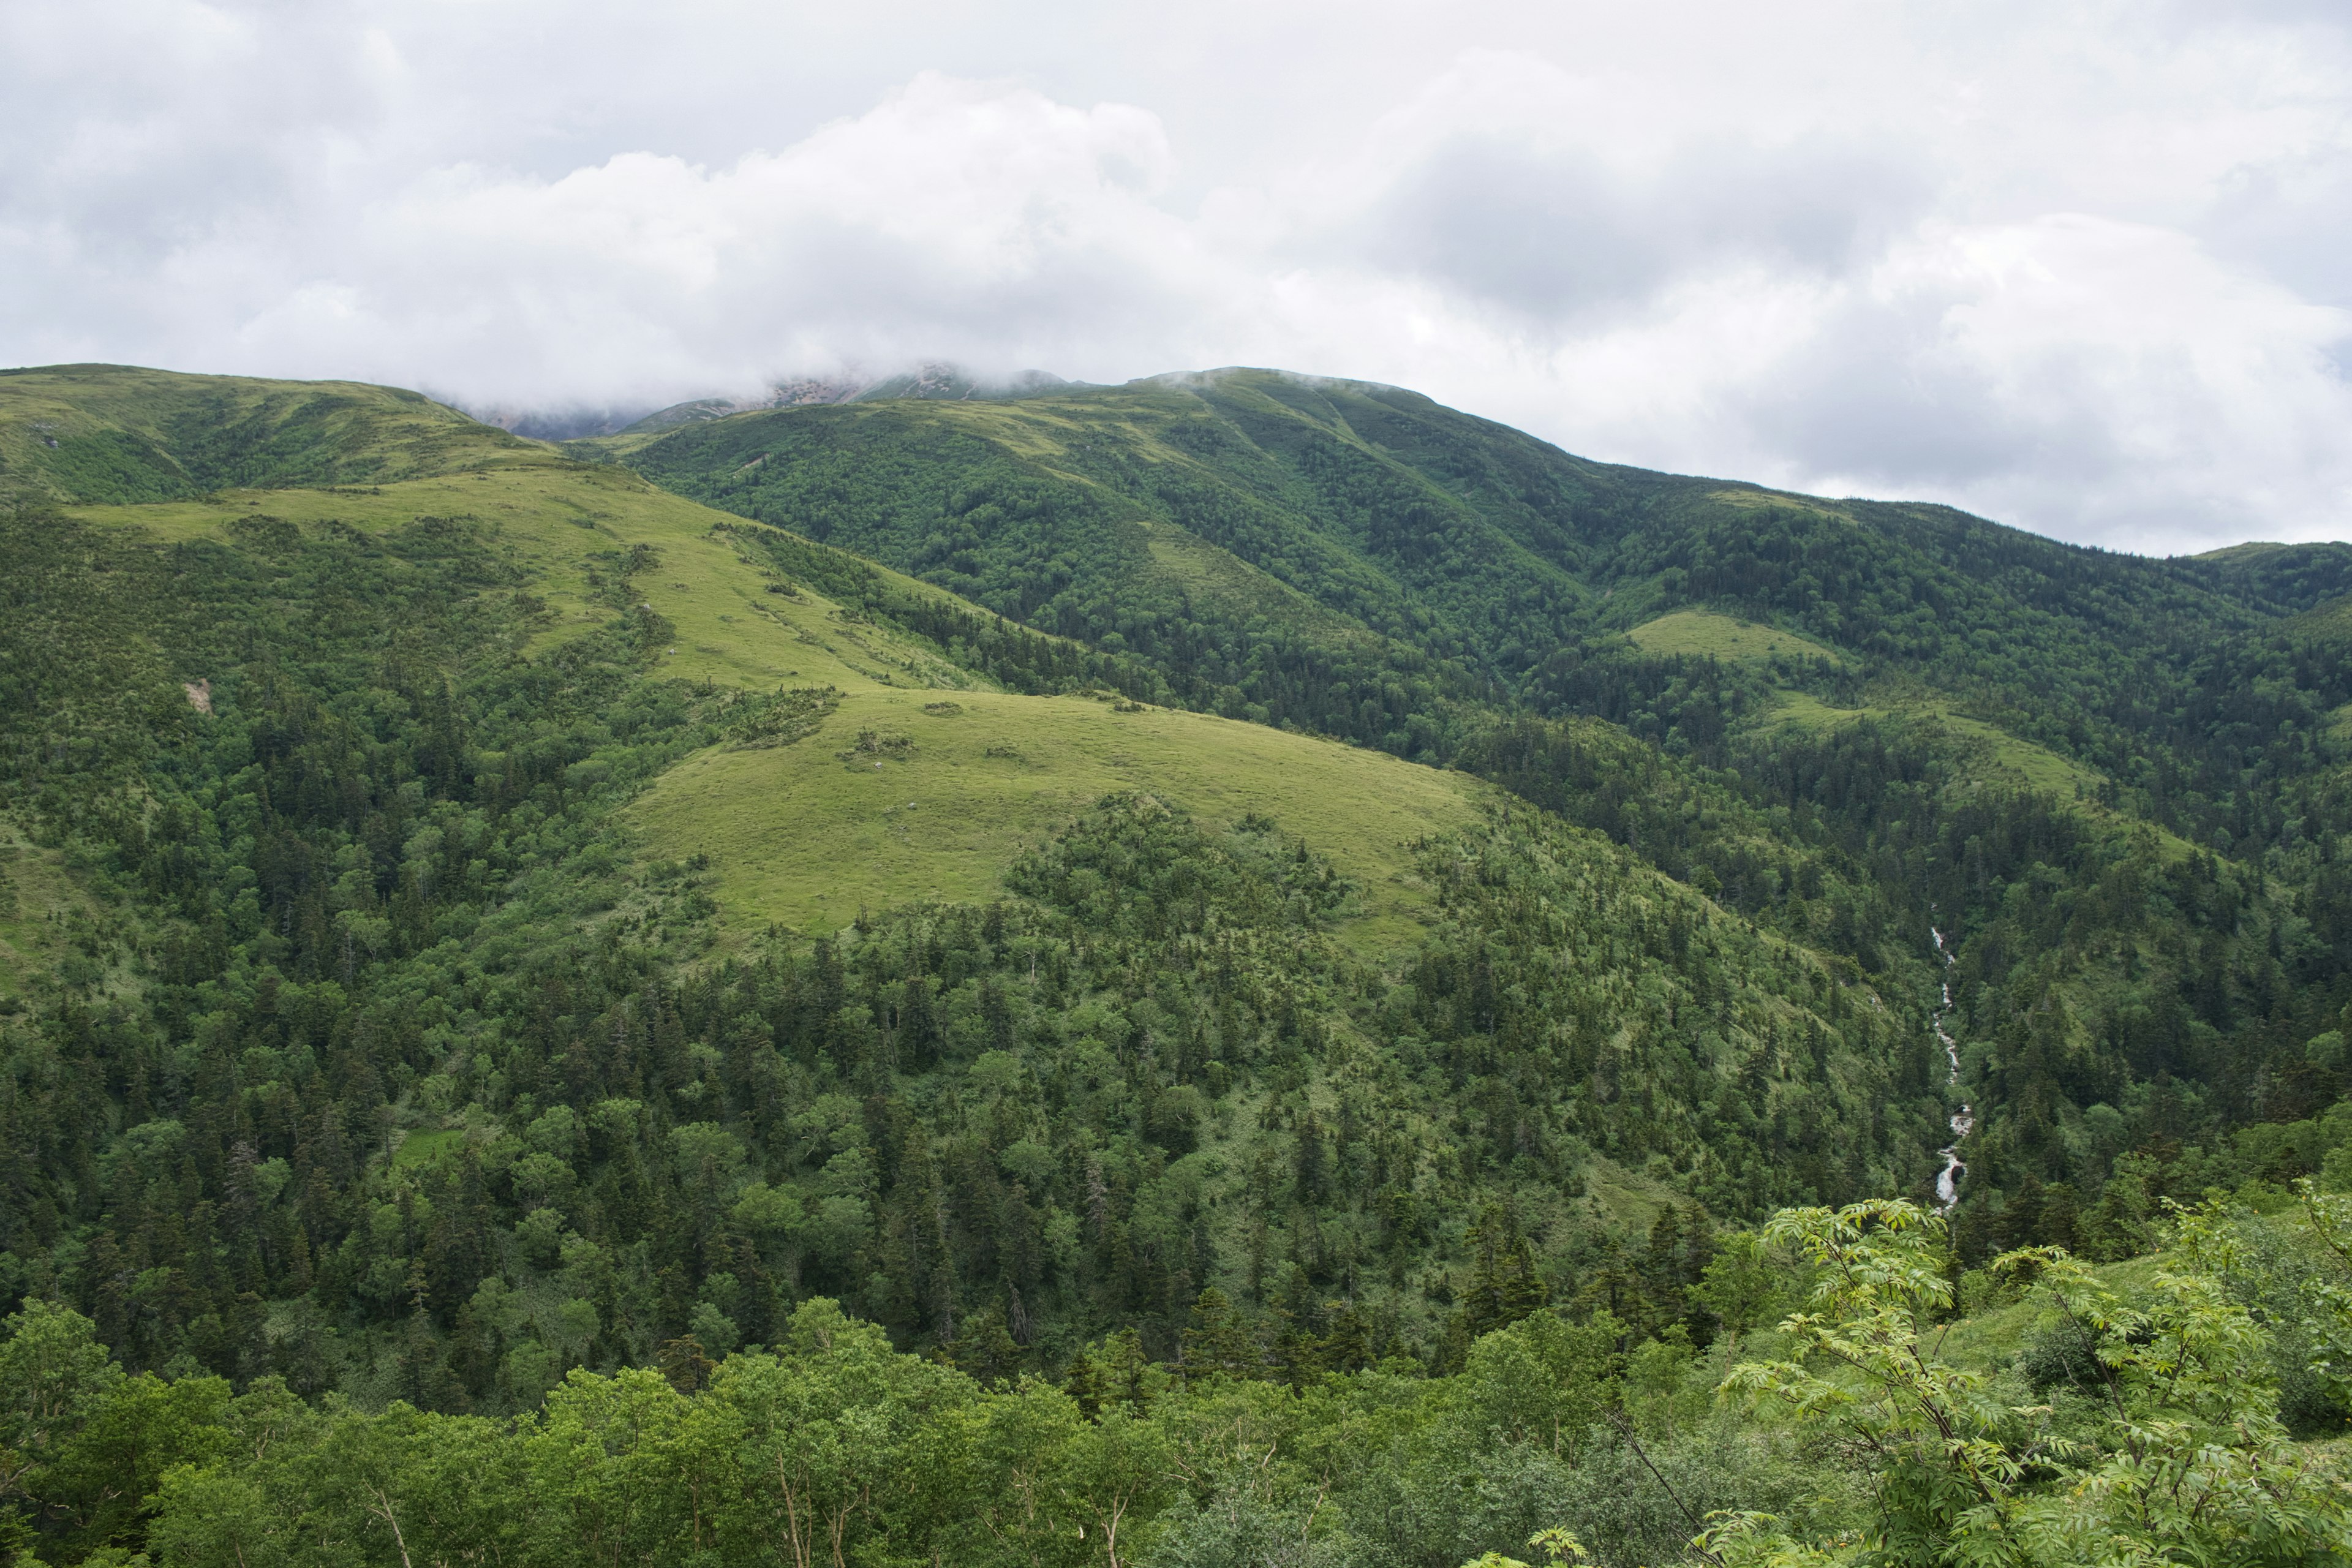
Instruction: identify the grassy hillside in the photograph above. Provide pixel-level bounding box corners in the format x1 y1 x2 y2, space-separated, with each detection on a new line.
34 391 1491 965
635 686 1487 949
59 462 978 695
59 451 1476 954
0 826 99 1006
0 363 542 503
1762 690 2105 799
1624 608 1845 668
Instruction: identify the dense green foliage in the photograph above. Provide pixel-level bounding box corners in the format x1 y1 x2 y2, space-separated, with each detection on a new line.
0 1197 2346 1567
15 363 2352 1562
0 489 1949 1418
1705 1196 2352 1567
619 372 2352 1271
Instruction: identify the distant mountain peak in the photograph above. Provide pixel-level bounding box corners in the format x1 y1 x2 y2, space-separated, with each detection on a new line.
848 363 1077 402
611 362 1087 437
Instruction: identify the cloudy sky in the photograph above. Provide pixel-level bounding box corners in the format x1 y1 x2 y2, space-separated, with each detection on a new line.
6 1 2351 554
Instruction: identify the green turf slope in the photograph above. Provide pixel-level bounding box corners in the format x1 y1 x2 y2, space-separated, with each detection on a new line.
61 462 979 695
633 685 1487 946
0 363 548 503
1624 608 1845 667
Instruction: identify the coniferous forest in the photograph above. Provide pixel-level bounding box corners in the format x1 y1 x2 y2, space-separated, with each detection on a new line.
1 362 2351 1564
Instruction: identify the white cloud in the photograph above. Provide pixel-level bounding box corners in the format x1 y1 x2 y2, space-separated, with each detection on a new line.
3 1 2351 550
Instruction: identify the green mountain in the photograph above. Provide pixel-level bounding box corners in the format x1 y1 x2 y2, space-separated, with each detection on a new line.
4 362 2352 1566
0 363 542 504
603 366 2344 756
0 359 1934 1354
612 365 1091 439
608 366 2352 1237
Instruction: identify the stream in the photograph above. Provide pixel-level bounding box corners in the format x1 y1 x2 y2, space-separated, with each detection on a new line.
1932 927 1972 1212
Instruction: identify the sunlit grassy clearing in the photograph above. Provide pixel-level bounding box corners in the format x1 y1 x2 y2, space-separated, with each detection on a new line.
632 686 1490 949
1626 608 1847 666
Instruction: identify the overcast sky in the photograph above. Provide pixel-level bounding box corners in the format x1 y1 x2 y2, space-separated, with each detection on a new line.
6 1 2351 554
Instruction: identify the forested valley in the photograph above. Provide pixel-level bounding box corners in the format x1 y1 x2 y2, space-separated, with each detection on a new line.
0 363 2350 1564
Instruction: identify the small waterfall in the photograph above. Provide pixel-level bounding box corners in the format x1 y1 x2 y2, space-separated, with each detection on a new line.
1931 927 1972 1212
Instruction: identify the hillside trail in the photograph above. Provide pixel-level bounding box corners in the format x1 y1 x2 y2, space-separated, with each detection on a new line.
1932 925 1972 1211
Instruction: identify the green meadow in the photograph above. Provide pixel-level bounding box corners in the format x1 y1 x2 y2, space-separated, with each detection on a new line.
1624 608 1846 665
633 685 1487 946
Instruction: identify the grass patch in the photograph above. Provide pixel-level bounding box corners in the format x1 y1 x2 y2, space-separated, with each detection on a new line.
0 824 121 1005
1766 692 2097 795
1137 522 1378 646
0 841 50 1003
391 1129 465 1169
64 464 977 696
1626 608 1847 666
631 686 1489 949
1703 487 1858 524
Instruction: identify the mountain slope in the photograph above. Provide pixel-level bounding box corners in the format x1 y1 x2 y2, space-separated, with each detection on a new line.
5 362 2352 1568
612 366 2352 1265
605 371 1582 753
0 363 1970 1418
633 687 1491 950
610 367 2347 760
0 363 545 503
9 360 2352 1430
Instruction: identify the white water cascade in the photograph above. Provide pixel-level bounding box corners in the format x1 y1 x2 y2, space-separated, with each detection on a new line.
1931 927 1972 1212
